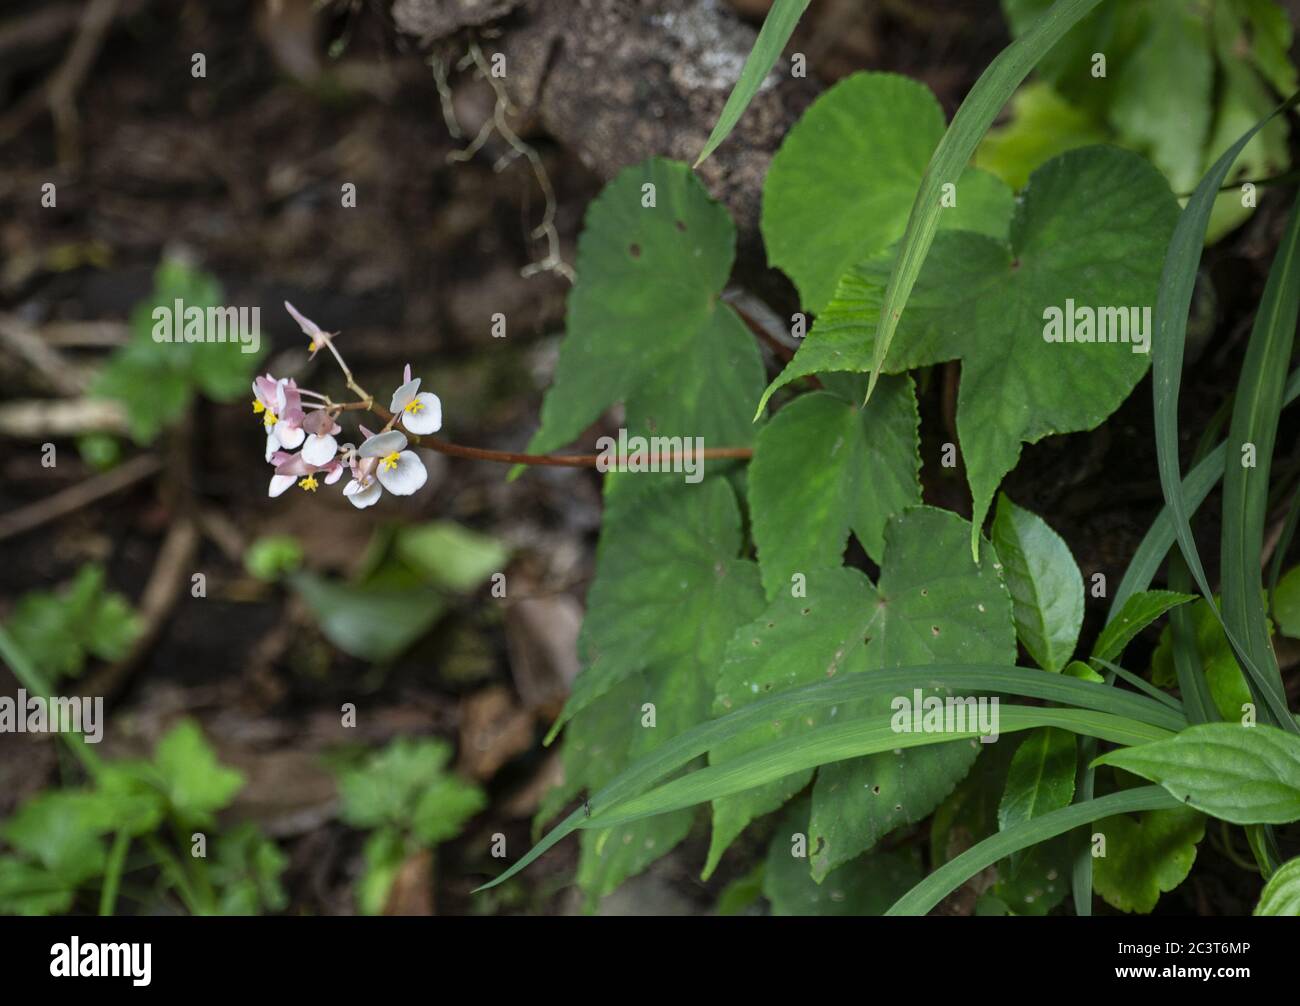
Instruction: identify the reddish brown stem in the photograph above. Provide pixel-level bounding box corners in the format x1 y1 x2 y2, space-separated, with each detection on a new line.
370 404 752 468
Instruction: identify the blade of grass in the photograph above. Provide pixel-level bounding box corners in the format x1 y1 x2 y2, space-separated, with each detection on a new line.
1074 92 1300 917
0 625 102 777
888 786 1181 916
1089 657 1183 711
581 706 1173 830
864 0 1105 404
1150 92 1300 732
1219 191 1300 724
477 663 1183 891
693 0 811 167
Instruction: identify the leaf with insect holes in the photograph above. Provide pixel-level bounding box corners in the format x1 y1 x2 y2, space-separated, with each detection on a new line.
545 480 766 903
761 72 1014 315
759 146 1178 551
762 799 922 916
992 493 1083 672
700 507 1015 881
526 158 765 465
806 508 1016 881
704 566 875 878
1093 806 1204 914
1094 723 1300 824
748 377 920 597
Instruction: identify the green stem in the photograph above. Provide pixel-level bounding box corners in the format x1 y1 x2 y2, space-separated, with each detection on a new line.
99 831 130 916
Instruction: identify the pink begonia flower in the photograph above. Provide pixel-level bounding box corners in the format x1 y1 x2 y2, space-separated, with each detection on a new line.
342 428 426 508
267 450 344 498
301 409 342 466
390 364 443 436
252 374 305 461
283 301 336 360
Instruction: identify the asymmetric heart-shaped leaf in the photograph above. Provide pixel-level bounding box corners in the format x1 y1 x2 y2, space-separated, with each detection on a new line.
705 566 875 877
762 72 1014 314
700 507 1015 881
545 479 766 902
1094 723 1300 824
761 146 1179 546
549 479 766 741
748 377 920 596
527 158 765 459
806 509 1017 880
762 800 922 916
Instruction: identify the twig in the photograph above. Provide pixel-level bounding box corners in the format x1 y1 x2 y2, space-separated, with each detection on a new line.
84 517 198 701
367 402 752 467
0 0 123 165
0 313 90 394
0 397 128 438
0 452 161 542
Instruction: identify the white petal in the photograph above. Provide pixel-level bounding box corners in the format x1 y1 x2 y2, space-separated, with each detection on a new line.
265 431 280 462
268 474 296 498
390 377 421 414
324 465 344 485
274 380 287 414
376 451 427 495
359 429 407 458
301 433 338 466
343 478 382 508
275 422 305 450
400 392 443 435
284 300 322 337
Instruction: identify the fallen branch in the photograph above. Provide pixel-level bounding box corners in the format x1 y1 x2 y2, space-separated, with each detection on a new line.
0 452 160 542
0 397 128 438
84 516 198 701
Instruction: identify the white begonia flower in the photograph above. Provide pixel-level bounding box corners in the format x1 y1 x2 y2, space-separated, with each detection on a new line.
343 477 382 509
301 410 342 466
253 375 306 461
267 450 342 498
390 364 443 436
356 428 427 497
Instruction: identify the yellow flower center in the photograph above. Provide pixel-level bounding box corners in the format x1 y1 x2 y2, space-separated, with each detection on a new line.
380 451 401 471
252 399 265 415
404 399 424 414
308 340 317 352
298 475 319 492
263 409 278 429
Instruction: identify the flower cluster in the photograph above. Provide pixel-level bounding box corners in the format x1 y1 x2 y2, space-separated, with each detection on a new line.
255 304 442 509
